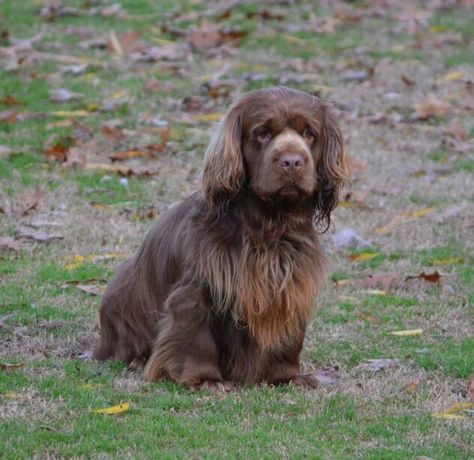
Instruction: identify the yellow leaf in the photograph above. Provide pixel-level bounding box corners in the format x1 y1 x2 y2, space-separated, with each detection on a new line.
65 255 86 271
432 257 464 266
150 37 176 46
52 110 91 118
411 207 435 218
439 71 463 83
375 225 392 235
91 202 113 212
46 119 74 129
441 402 474 414
92 402 131 415
347 253 379 262
194 113 224 123
389 329 423 336
366 289 387 296
4 391 23 399
432 413 466 420
77 383 103 390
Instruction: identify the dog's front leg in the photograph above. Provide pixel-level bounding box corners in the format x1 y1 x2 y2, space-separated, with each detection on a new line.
143 285 228 391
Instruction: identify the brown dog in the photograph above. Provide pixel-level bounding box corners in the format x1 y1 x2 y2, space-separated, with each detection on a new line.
95 86 348 390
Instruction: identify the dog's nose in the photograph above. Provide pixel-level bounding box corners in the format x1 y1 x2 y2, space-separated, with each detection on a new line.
278 154 305 171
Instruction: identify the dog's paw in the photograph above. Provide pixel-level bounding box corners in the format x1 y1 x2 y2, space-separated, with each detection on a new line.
291 374 319 389
190 379 233 394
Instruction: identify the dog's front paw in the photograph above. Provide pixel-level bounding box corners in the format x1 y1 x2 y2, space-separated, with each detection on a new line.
291 374 319 389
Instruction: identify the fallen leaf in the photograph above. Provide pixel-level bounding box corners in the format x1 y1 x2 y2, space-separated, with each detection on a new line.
92 402 131 415
332 228 372 249
75 284 105 296
51 110 91 117
21 187 45 215
438 71 463 83
64 252 129 270
405 271 441 284
427 204 466 224
77 351 94 360
90 202 113 212
17 226 63 243
389 329 423 337
310 368 340 385
432 257 464 265
0 145 12 158
340 69 370 82
356 311 383 324
38 320 64 330
414 95 452 120
49 88 83 103
432 413 467 420
365 289 387 296
362 273 397 291
432 402 474 420
347 252 379 262
347 155 368 178
406 379 420 395
412 207 436 218
83 163 159 177
0 362 24 370
355 359 400 372
341 190 369 209
0 236 21 252
469 375 474 402
376 207 436 235
194 112 224 123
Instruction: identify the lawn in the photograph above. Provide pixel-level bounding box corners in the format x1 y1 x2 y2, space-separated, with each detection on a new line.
0 0 473 458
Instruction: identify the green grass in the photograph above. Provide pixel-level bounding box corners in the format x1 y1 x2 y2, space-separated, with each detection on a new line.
1 0 473 458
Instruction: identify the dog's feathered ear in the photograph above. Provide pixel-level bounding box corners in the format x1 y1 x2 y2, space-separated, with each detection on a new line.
315 104 349 229
202 101 245 209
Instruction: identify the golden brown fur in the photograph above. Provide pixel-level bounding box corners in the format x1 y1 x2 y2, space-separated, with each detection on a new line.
95 86 348 389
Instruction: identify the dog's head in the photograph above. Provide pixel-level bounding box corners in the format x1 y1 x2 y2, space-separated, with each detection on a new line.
202 86 348 226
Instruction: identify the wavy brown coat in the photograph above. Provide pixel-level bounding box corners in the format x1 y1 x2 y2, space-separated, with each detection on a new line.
95 86 348 389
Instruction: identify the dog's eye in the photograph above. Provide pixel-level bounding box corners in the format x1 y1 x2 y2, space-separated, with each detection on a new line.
303 128 316 143
257 129 272 144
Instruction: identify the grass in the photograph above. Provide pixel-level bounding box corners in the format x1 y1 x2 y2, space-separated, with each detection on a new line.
1 0 473 458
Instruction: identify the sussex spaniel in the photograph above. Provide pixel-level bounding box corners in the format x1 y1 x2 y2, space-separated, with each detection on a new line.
95 86 348 390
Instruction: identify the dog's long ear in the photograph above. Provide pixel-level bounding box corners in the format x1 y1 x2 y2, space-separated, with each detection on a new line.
315 104 349 229
202 101 245 209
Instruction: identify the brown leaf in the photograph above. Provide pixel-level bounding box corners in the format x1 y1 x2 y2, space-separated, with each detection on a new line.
469 375 474 402
414 95 452 120
83 163 159 177
405 271 441 284
362 273 397 291
406 379 420 395
38 320 65 330
341 190 369 208
310 368 340 385
0 236 21 252
17 226 63 243
187 23 247 51
21 187 45 215
355 359 400 372
44 135 75 162
49 88 83 103
75 284 105 296
356 311 383 324
0 145 12 158
0 362 24 370
401 74 415 87
427 204 466 224
347 155 368 178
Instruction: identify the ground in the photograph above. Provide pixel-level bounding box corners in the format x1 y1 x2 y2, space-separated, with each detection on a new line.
0 0 473 458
